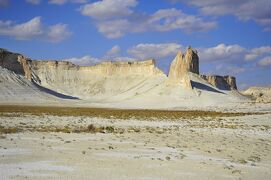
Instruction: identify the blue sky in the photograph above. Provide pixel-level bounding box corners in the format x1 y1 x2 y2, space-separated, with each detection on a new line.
0 0 271 89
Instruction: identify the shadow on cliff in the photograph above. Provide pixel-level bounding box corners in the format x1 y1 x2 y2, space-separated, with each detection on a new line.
33 82 79 100
191 81 225 94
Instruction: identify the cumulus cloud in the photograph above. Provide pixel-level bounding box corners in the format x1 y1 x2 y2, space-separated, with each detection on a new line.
49 0 87 5
128 43 182 60
80 0 217 38
65 54 135 66
95 8 216 38
111 56 135 62
171 0 271 30
258 56 271 66
245 46 271 61
65 55 102 66
106 45 121 57
46 23 72 42
149 8 216 32
213 64 246 75
80 0 137 19
26 0 41 5
96 19 132 39
49 0 67 4
0 0 9 7
127 42 271 69
197 44 246 63
0 16 71 42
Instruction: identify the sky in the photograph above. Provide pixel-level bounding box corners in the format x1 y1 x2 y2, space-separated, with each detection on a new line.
0 0 271 89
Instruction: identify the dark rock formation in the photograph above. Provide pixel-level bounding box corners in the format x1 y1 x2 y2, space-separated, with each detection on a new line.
200 75 237 90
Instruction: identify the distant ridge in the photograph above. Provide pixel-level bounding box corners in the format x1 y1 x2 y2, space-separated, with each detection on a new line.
0 48 250 109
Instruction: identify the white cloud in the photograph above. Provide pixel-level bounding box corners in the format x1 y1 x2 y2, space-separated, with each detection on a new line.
80 0 137 19
0 17 43 40
0 0 9 7
65 54 135 66
97 19 131 38
106 45 121 57
172 0 271 30
49 0 87 5
128 43 182 60
95 8 216 38
258 56 271 66
112 56 135 62
66 55 102 66
0 16 71 42
245 46 271 61
80 0 217 39
198 44 246 63
149 8 216 33
49 0 67 4
26 0 41 5
71 0 87 3
214 64 246 75
47 23 72 42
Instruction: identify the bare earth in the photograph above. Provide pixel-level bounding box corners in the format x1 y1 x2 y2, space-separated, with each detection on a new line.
0 107 271 180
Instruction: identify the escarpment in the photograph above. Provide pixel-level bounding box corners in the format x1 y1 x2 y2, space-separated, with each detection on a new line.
0 49 167 99
166 47 237 91
0 47 241 102
242 87 271 103
0 48 30 79
200 75 237 90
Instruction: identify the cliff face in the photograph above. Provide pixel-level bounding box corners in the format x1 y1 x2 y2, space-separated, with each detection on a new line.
168 47 199 82
0 49 167 99
167 47 199 89
167 47 238 91
242 87 271 103
29 59 166 97
79 60 163 76
0 49 27 77
0 47 241 101
200 75 237 90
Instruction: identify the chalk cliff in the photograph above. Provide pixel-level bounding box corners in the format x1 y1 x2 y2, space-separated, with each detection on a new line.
0 49 167 99
242 87 271 103
167 47 199 89
0 48 29 78
0 47 243 104
200 75 237 90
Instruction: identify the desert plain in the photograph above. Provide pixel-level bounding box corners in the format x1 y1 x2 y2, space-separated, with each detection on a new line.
0 104 271 180
0 47 271 180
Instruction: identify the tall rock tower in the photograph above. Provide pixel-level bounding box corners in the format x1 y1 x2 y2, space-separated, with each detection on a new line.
168 47 199 89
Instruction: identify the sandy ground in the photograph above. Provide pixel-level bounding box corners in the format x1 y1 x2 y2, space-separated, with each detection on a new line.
0 111 271 180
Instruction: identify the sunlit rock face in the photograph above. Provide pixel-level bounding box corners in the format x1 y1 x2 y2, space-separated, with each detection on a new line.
0 47 240 102
167 47 199 89
0 49 167 99
242 87 271 103
167 47 238 91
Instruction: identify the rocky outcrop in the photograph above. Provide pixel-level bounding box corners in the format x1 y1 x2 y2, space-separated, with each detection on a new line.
0 49 27 77
167 47 199 89
79 60 164 76
200 75 237 90
167 46 238 91
1 47 241 101
28 58 166 97
242 87 271 103
0 48 164 79
0 49 167 98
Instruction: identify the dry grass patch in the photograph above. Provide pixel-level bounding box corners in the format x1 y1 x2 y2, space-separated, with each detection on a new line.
0 125 21 134
0 105 260 120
